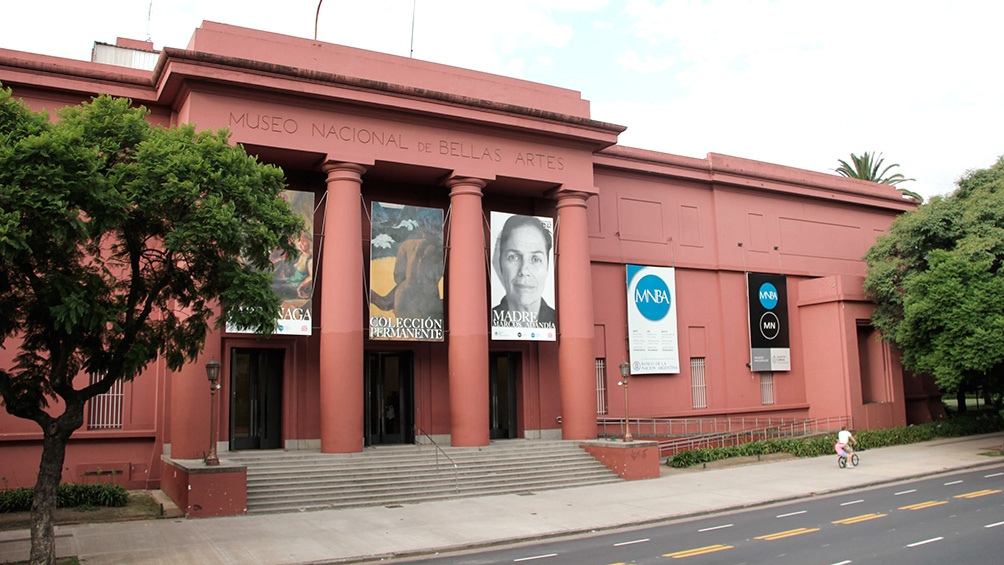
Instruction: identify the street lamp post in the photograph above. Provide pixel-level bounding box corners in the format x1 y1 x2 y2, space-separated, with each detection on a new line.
205 357 221 466
619 360 633 442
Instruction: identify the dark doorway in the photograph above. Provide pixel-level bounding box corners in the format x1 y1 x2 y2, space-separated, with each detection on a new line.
230 348 284 450
365 352 414 445
489 352 519 439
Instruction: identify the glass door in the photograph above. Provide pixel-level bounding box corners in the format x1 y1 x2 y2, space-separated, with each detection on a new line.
365 352 414 445
230 348 284 450
489 352 518 439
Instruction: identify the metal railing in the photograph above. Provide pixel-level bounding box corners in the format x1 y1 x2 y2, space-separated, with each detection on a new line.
598 415 807 438
596 415 853 458
416 427 459 493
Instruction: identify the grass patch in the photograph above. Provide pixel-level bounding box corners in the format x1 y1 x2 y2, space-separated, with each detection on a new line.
0 491 163 532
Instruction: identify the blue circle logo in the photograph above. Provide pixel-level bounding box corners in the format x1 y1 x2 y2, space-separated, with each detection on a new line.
758 282 779 310
633 274 671 321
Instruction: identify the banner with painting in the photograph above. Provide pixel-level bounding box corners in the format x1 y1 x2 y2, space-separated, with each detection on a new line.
227 189 315 336
747 272 791 371
625 265 680 375
369 202 445 341
489 211 557 341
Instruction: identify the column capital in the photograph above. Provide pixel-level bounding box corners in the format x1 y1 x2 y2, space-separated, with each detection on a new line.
322 161 368 182
553 190 593 210
549 185 597 201
445 176 488 197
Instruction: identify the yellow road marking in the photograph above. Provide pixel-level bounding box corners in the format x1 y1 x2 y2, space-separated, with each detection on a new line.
954 489 1002 499
833 513 887 524
899 500 949 510
663 544 734 558
755 527 820 541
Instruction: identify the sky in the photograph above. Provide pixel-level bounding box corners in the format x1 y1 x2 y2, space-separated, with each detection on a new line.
3 0 1003 201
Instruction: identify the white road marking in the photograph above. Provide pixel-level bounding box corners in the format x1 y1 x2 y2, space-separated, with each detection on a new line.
894 489 916 496
906 537 943 548
985 521 1004 529
514 553 558 562
840 499 864 506
614 538 650 546
944 480 963 486
776 510 806 518
699 523 734 532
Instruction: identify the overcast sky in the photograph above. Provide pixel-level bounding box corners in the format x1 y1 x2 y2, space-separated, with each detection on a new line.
3 0 1002 200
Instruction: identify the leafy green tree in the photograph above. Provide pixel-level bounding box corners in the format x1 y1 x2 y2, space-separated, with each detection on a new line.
836 151 921 201
0 87 303 564
864 156 1004 407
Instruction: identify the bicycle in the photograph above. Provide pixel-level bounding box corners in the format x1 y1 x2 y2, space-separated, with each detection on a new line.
837 446 859 468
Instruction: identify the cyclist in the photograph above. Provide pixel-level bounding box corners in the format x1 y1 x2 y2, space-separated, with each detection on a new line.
835 426 857 465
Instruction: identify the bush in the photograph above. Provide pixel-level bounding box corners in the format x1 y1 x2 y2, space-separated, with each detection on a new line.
0 483 128 513
0 487 33 513
667 413 1004 468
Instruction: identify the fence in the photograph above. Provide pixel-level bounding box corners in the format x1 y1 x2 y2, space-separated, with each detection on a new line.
596 415 853 458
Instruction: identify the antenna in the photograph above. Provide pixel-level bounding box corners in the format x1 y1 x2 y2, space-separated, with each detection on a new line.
409 0 417 57
315 0 324 41
146 0 153 42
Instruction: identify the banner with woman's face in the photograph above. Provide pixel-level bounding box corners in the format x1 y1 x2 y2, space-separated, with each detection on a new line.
490 211 556 341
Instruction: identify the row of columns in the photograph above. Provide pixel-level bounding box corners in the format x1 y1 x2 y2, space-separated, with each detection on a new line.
317 162 597 453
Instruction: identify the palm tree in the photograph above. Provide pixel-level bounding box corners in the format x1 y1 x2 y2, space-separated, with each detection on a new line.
835 151 921 202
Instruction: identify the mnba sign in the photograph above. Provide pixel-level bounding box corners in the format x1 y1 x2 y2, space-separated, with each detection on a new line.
747 272 790 372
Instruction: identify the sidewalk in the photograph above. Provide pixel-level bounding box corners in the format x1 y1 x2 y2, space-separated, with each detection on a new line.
2 433 1002 564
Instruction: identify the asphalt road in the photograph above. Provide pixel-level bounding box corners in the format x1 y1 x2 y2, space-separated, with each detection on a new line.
397 465 1004 565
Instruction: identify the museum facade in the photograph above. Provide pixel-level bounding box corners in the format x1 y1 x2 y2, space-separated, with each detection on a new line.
0 23 940 499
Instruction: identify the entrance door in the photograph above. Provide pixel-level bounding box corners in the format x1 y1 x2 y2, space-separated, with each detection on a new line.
489 352 518 439
365 352 414 445
230 348 284 450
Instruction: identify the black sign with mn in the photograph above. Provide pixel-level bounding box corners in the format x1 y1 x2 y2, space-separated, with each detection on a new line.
747 272 791 372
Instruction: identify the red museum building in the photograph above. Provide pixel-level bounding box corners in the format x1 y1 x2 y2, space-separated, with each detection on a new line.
0 23 941 513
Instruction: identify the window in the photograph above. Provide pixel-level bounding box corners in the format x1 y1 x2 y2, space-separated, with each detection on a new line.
690 357 707 409
595 359 608 415
760 371 775 406
87 373 123 430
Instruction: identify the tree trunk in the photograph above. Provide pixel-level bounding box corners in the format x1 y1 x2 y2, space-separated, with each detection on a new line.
29 434 65 564
29 409 81 565
956 389 968 414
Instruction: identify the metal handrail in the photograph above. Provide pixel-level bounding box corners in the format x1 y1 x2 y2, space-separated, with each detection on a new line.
595 415 853 458
656 416 851 455
597 415 827 438
416 427 459 493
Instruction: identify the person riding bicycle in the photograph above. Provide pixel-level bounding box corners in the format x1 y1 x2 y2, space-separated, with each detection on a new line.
835 426 857 461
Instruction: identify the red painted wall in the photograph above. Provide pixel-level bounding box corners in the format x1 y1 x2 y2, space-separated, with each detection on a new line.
581 441 660 480
0 21 936 494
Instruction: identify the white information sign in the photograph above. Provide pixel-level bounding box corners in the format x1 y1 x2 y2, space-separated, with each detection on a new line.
626 265 680 375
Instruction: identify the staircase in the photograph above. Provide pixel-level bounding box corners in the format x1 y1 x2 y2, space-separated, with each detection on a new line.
225 440 622 515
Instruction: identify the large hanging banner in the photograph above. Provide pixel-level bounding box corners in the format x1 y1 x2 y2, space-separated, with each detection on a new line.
227 189 315 336
369 202 445 341
490 211 557 341
626 265 680 374
747 272 791 371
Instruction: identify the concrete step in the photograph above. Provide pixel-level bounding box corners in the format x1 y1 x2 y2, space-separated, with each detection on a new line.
248 475 621 513
230 440 621 514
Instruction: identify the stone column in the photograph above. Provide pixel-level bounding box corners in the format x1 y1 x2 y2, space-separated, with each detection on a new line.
555 191 598 439
318 161 367 453
446 177 490 447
